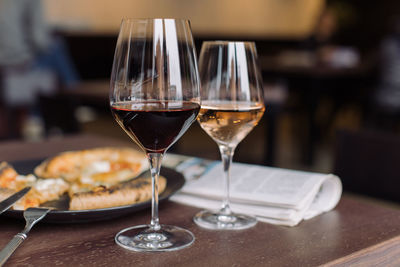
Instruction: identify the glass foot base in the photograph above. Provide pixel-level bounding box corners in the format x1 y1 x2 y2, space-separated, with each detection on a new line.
194 210 257 230
115 224 195 252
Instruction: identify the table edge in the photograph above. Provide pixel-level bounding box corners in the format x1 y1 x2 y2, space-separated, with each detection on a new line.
323 235 400 266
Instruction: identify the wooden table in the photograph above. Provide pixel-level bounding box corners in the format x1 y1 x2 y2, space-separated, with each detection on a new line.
1 135 400 266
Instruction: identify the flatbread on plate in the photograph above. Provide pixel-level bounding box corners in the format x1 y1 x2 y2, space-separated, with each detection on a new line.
0 147 167 211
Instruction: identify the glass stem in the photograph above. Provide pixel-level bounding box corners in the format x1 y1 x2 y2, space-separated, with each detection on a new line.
218 145 235 215
147 152 163 231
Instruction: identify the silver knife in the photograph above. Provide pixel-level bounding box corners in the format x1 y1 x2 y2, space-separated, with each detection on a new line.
0 187 31 215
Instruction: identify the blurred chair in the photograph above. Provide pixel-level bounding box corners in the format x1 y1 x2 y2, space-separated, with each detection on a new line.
38 94 80 136
334 129 400 202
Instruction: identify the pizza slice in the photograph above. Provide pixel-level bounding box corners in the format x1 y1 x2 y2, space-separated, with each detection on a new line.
0 162 36 190
69 176 167 210
0 162 69 210
34 147 149 185
0 146 166 211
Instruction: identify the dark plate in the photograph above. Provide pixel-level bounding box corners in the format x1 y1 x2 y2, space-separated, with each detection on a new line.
2 159 184 223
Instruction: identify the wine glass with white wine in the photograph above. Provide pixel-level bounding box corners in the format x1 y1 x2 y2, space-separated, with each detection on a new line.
194 41 265 230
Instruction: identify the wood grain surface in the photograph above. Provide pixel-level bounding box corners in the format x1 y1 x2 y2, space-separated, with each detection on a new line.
1 135 400 266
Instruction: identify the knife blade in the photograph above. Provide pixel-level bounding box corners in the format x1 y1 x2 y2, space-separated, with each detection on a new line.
0 187 31 215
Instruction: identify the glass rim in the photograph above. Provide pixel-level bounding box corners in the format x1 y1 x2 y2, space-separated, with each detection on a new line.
120 18 190 23
202 40 256 46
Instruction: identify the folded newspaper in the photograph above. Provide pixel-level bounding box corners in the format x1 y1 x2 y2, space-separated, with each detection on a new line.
164 155 342 227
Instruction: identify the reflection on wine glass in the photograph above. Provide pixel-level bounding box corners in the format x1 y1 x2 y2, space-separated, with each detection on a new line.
194 41 265 230
110 18 200 251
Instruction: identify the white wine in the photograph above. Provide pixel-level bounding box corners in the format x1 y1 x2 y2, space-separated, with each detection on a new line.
197 101 265 147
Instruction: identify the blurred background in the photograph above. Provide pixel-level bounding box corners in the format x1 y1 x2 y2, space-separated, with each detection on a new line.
1 0 400 204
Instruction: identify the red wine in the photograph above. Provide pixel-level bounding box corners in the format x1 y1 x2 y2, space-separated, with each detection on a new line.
111 101 200 153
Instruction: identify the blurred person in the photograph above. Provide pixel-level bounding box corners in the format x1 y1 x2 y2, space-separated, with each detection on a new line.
306 7 339 50
0 0 78 139
0 0 49 66
0 0 78 87
304 5 359 68
302 6 339 65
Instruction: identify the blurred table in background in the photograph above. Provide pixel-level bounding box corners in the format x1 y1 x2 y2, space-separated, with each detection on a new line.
260 50 376 165
0 134 400 266
57 64 372 166
58 81 272 165
61 80 110 108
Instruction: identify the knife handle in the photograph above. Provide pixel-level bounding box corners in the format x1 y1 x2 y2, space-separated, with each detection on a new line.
0 233 26 266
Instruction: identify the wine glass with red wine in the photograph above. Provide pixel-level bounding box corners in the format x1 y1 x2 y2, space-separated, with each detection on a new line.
194 41 265 230
110 18 200 251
